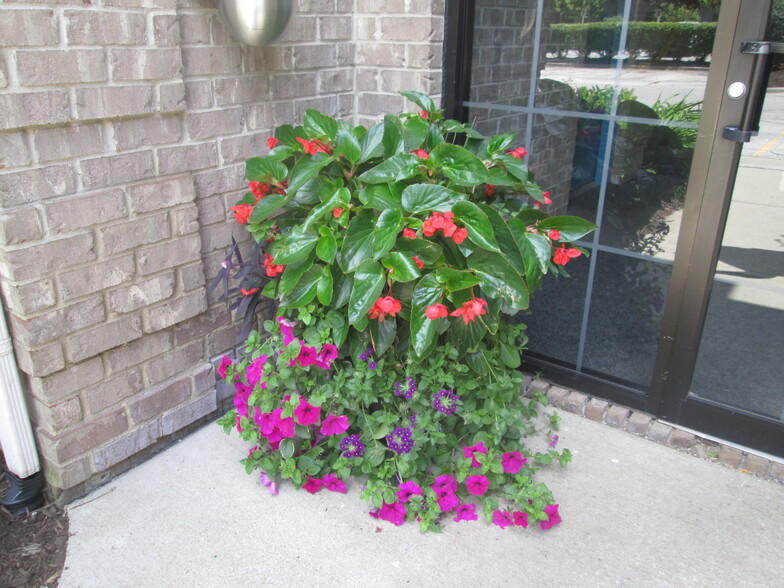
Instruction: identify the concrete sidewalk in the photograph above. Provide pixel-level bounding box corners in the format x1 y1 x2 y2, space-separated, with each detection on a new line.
59 410 784 587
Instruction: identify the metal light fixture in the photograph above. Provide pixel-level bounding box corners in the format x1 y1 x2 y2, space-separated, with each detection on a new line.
218 0 292 47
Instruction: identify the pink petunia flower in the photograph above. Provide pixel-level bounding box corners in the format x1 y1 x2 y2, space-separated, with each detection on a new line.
513 511 529 527
540 504 562 530
492 510 514 529
276 316 298 346
294 397 321 427
320 414 349 436
432 474 458 494
303 476 322 494
397 481 423 503
435 488 459 512
245 355 267 386
462 441 488 468
465 474 490 496
218 355 234 379
453 503 479 522
321 474 347 494
501 451 527 474
379 502 406 526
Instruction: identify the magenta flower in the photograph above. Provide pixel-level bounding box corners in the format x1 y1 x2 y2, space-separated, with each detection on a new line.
321 474 347 494
290 345 318 368
294 397 321 426
218 355 233 379
277 316 297 346
397 481 423 503
245 354 267 386
453 503 479 522
501 451 527 474
465 474 490 496
235 415 243 432
233 382 252 418
303 476 322 494
549 434 559 448
435 488 459 512
513 511 528 527
432 474 458 494
492 510 514 529
540 504 562 530
315 343 339 369
320 414 349 436
379 502 406 526
462 441 488 468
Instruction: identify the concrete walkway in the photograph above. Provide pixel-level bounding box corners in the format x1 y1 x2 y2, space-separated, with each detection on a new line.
60 410 784 587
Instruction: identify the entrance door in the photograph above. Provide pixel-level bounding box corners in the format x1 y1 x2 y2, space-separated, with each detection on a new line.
444 0 784 456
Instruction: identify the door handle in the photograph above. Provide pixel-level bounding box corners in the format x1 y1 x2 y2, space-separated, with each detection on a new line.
723 41 784 142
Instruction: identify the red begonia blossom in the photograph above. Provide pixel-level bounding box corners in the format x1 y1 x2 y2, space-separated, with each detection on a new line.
263 253 285 277
449 297 488 324
552 245 582 266
368 296 402 321
229 203 253 224
425 304 448 320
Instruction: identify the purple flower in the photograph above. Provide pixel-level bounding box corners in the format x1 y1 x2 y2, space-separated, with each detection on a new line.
540 504 562 530
368 361 377 370
492 509 514 529
433 389 459 415
454 503 479 522
245 354 267 386
386 427 414 454
393 377 417 400
359 352 368 361
366 348 374 356
501 450 527 473
339 434 365 458
397 481 423 503
549 434 559 447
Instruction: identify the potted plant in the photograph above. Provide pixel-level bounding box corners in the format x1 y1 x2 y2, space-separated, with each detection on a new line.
213 91 596 531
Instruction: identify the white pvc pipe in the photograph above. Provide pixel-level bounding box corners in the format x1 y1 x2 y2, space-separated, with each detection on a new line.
0 303 40 479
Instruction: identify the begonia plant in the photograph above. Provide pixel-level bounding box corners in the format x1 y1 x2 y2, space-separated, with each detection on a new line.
214 91 596 532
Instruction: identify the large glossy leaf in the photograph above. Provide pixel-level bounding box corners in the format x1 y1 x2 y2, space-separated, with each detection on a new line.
275 124 305 147
288 153 333 195
509 218 551 273
304 109 338 140
317 264 333 305
331 264 352 308
393 238 444 265
249 193 288 223
347 260 385 325
435 267 481 292
359 123 384 163
358 153 420 184
496 153 530 184
452 201 500 253
279 265 322 308
300 187 348 233
487 133 516 155
359 185 403 212
400 91 436 113
370 316 396 356
467 249 529 310
339 209 375 273
447 312 487 356
268 231 318 265
403 117 429 151
478 203 525 274
538 216 598 242
465 350 491 375
383 115 404 158
372 209 403 259
382 252 420 283
410 273 444 357
442 119 485 140
316 226 337 264
401 184 464 214
278 250 315 296
430 143 489 186
335 128 361 164
246 158 288 183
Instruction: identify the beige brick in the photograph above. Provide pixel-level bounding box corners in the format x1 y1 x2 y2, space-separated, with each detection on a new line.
128 175 195 214
275 14 317 42
173 307 230 347
0 132 31 168
214 77 268 106
104 330 172 374
668 429 697 450
14 342 65 378
80 150 155 190
605 405 630 429
0 9 58 47
3 279 57 315
158 143 218 175
647 421 674 443
192 165 245 199
143 289 207 333
64 295 106 332
378 16 440 42
99 212 170 255
65 10 146 45
9 311 63 348
145 340 205 385
161 391 216 436
75 86 155 121
0 164 76 207
0 208 44 246
38 409 128 463
292 45 338 69
128 378 191 425
0 91 70 131
93 420 161 472
743 454 770 477
192 363 215 396
269 73 318 101
83 368 144 415
197 195 227 225
584 398 608 422
45 189 128 234
171 204 199 236
718 445 743 468
563 391 587 415
181 46 242 76
159 82 187 112
153 14 181 47
67 314 143 363
626 412 653 436
545 385 568 407
206 322 243 356
41 454 93 491
178 13 211 43
319 16 352 40
179 262 206 292
30 396 83 434
220 134 267 165
112 114 182 151
184 80 214 109
187 108 244 141
109 48 182 81
33 123 106 163
108 273 176 314
17 49 107 86
318 69 354 94
58 256 135 302
1 232 95 282
30 357 104 405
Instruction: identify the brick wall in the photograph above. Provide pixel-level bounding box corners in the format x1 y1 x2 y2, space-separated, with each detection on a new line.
0 0 444 499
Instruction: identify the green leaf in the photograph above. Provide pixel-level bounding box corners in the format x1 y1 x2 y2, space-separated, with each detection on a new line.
279 439 295 459
478 203 526 274
317 264 333 305
358 184 403 213
442 119 486 140
430 143 489 186
486 133 516 155
400 90 436 113
393 238 444 265
410 273 444 357
335 127 361 164
279 264 322 308
383 115 404 158
467 249 529 310
278 250 315 296
288 152 333 195
465 350 491 375
497 153 530 184
340 209 375 273
403 116 429 150
304 109 338 140
382 252 420 283
331 264 353 308
246 158 288 183
347 260 385 325
358 153 420 184
372 209 403 259
359 123 384 163
511 222 551 274
538 216 598 242
249 193 288 223
268 231 319 265
435 267 481 291
316 226 337 264
300 187 348 233
452 201 500 253
401 184 465 214
447 310 487 356
370 315 396 356
499 342 521 368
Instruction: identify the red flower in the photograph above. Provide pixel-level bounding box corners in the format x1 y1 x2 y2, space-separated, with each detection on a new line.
296 137 331 155
484 184 495 198
552 245 582 266
413 149 429 159
422 211 456 237
451 227 468 244
420 109 429 119
449 297 488 324
229 204 253 224
332 208 343 218
425 304 448 320
263 253 285 277
249 181 270 202
368 296 402 321
534 191 553 208
240 287 259 296
267 137 280 150
402 228 417 239
547 229 561 241
507 146 528 159
412 256 424 269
